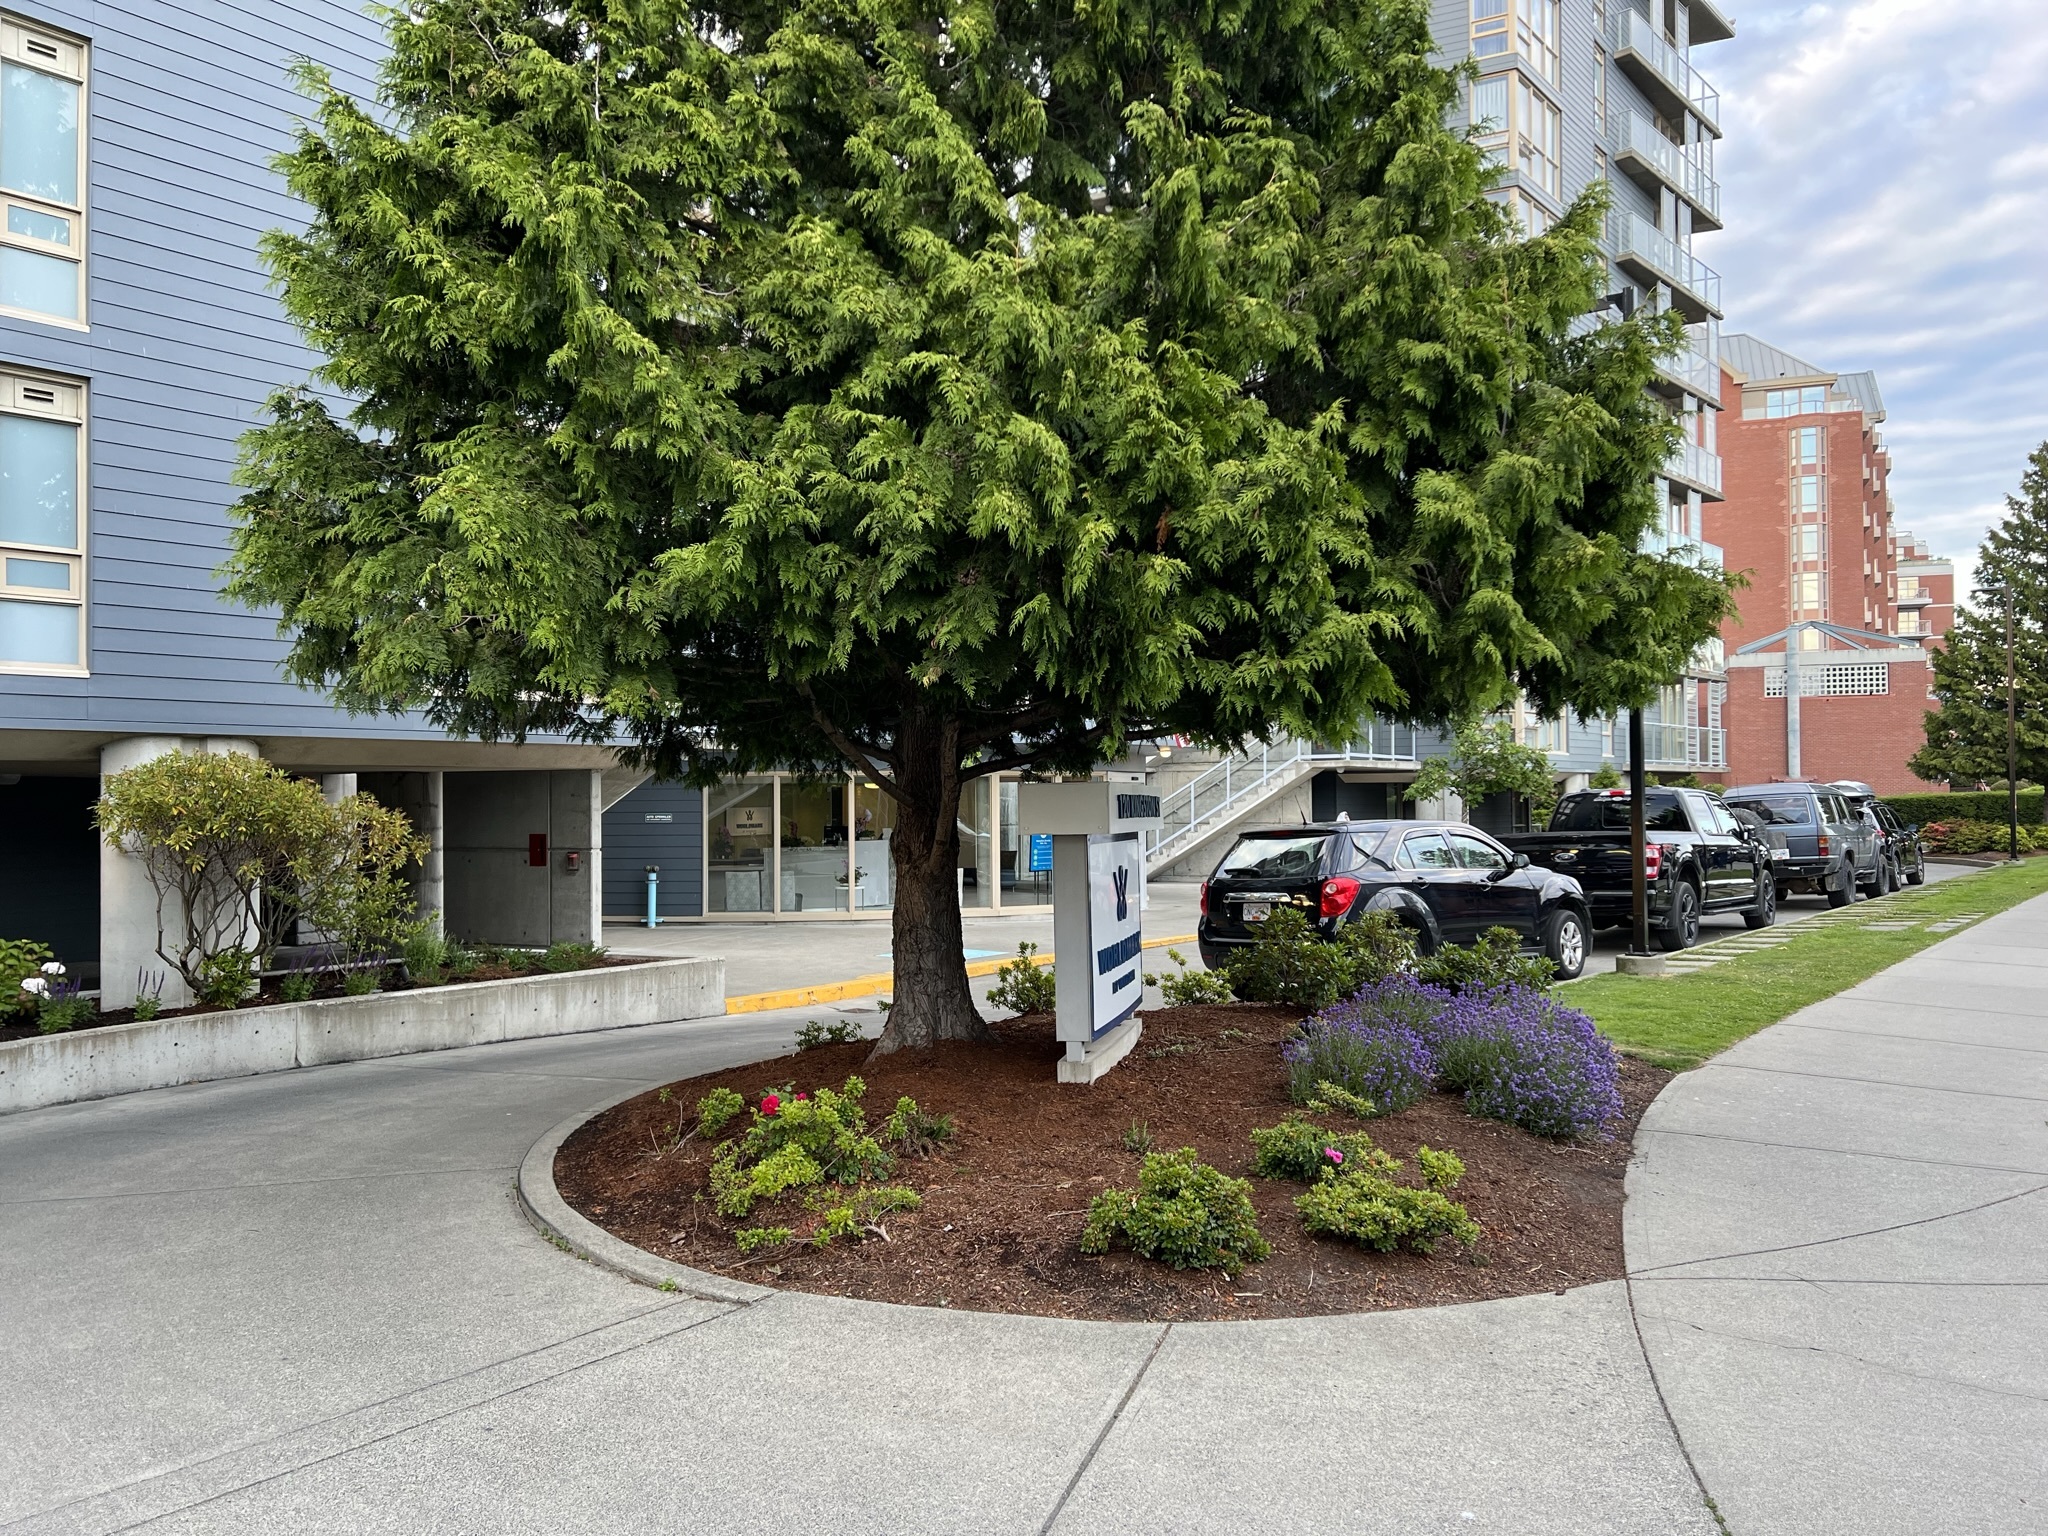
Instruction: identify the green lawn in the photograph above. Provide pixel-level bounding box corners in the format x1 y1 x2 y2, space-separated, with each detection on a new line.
1573 857 2048 1070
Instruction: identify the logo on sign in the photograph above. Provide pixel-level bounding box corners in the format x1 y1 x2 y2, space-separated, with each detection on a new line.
1113 866 1130 920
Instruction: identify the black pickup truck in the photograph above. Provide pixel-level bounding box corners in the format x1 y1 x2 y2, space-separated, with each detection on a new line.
1500 788 1776 950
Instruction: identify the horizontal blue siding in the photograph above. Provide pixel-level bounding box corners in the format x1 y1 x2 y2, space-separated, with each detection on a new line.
603 783 705 919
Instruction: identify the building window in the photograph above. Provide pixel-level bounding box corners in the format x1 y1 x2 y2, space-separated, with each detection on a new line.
1514 77 1561 198
1471 0 1509 57
1791 571 1822 612
0 366 85 672
0 16 86 326
1792 474 1824 516
1765 385 1830 418
1470 74 1508 164
1496 187 1552 235
1593 49 1607 136
1517 0 1561 83
1791 425 1822 468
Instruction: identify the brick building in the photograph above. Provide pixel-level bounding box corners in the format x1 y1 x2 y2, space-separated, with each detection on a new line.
1707 336 1955 793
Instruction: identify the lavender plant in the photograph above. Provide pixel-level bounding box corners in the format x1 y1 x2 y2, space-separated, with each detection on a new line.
1283 977 1451 1113
1423 986 1622 1139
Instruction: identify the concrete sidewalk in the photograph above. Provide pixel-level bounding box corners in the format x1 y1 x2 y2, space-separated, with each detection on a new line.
1626 890 2048 1534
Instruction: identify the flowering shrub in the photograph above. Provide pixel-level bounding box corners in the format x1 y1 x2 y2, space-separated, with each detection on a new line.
37 972 96 1034
4 941 57 1021
1424 986 1622 1139
1921 819 2046 855
1249 1114 1398 1183
1081 1148 1271 1273
1283 976 1448 1112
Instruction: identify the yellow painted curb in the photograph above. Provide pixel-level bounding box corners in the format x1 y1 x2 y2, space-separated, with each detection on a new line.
723 933 1201 1015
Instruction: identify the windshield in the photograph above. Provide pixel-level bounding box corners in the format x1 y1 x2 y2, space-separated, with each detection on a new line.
1215 834 1326 881
1728 794 1814 825
1549 792 1688 833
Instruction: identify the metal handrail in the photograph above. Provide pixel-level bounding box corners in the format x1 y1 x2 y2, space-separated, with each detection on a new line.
1612 9 1720 131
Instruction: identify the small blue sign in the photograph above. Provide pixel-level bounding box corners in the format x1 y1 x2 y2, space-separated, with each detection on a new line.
1028 832 1053 872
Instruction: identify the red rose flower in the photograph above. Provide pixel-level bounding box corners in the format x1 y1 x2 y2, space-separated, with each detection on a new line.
760 1094 781 1116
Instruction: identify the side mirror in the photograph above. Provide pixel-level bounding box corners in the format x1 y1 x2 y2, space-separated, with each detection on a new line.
1513 852 1530 870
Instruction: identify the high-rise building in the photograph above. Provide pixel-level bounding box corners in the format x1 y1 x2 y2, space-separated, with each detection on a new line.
1709 335 1955 792
1435 0 1735 782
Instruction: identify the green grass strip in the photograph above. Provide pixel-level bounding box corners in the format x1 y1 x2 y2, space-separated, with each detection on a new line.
1572 857 2048 1070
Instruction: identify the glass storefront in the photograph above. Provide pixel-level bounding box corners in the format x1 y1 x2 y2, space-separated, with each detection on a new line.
698 771 1047 919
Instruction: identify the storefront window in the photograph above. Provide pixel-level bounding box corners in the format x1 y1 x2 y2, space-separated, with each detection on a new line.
851 780 897 910
1000 778 1052 906
705 778 773 912
958 777 993 908
779 778 849 912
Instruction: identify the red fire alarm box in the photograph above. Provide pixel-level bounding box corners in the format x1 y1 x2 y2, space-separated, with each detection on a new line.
528 833 548 868
564 851 581 874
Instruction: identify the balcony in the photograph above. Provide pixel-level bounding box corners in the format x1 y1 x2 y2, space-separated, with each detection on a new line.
1652 337 1721 403
1609 9 1721 137
1643 722 1726 771
1613 113 1722 231
1663 439 1724 500
1612 213 1723 322
1312 721 1425 764
1641 523 1724 570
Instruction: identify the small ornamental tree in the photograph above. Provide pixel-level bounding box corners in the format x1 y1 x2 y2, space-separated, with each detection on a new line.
1913 444 2048 789
1408 718 1561 822
226 0 1730 1050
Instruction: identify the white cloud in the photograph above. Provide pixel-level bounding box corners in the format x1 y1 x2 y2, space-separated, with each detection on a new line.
1701 0 2048 575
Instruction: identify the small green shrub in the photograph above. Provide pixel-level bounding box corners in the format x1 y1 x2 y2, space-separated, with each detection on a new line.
1416 1145 1465 1194
340 965 382 996
696 1086 745 1138
1222 908 1351 1009
38 983 97 1033
1302 1080 1377 1120
795 1017 864 1051
1143 949 1234 1007
540 941 605 973
197 948 256 1008
1080 1148 1271 1273
881 1095 954 1157
1414 926 1554 994
1294 1173 1479 1254
808 1185 922 1246
1588 762 1625 790
1248 1114 1398 1183
1883 788 2043 828
403 932 448 983
444 946 480 979
1333 910 1418 989
735 1225 793 1255
987 943 1057 1014
278 968 317 1003
131 969 166 1020
130 996 162 1022
2 939 56 1020
712 1141 821 1217
1121 1120 1154 1154
1921 818 2047 854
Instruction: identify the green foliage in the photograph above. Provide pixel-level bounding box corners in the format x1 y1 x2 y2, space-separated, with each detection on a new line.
224 0 1730 1039
987 943 1058 1016
403 933 448 984
1919 819 2047 854
735 1226 794 1256
1224 908 1353 1009
197 948 257 1008
340 965 382 996
97 752 426 995
1249 1114 1398 1183
1415 927 1555 994
1302 1082 1380 1120
1081 1149 1271 1274
1416 1145 1466 1194
38 991 96 1033
1588 762 1625 790
808 1186 922 1247
795 1017 865 1051
1121 1121 1154 1154
712 1141 822 1218
881 1096 955 1157
1915 446 2048 787
1 939 54 1020
279 969 317 1003
130 997 162 1022
709 1077 895 1224
696 1087 746 1138
1882 789 2043 828
1143 949 1235 1007
1334 911 1420 989
1294 1173 1479 1254
539 941 605 973
1408 720 1562 821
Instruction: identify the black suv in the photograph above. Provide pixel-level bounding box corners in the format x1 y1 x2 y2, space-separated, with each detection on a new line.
1197 821 1594 980
1829 781 1927 889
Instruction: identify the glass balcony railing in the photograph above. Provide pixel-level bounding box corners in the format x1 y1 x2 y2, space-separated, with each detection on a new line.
1615 113 1721 228
1610 9 1720 135
1654 339 1721 402
1664 440 1724 499
1612 213 1723 321
1642 722 1726 771
1641 523 1724 570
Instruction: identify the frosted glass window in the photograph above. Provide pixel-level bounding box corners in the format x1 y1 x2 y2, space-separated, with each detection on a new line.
5 554 69 588
0 240 75 317
0 60 78 204
5 202 66 243
0 595 76 664
0 413 77 548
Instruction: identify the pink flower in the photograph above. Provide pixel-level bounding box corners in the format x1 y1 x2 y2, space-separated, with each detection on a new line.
1324 1147 1344 1165
760 1094 781 1117
794 1093 809 1102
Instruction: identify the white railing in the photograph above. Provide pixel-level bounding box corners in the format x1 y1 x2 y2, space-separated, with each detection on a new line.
1643 722 1726 770
1611 9 1720 131
1619 113 1720 223
1655 339 1720 401
1613 213 1723 316
1664 440 1724 497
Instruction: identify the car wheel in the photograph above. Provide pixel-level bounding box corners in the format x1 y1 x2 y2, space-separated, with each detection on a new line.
1742 871 1776 930
1656 881 1702 951
1544 908 1588 981
1875 857 1895 897
1905 862 1926 887
1827 860 1854 907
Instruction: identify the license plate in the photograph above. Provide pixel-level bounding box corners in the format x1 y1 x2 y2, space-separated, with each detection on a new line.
1771 848 1789 861
1240 901 1271 923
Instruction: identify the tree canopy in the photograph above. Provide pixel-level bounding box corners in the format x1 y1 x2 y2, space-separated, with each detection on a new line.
1913 443 2048 788
227 0 1731 1046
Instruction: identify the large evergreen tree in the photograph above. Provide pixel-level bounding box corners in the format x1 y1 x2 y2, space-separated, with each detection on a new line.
1913 444 2048 788
227 0 1729 1050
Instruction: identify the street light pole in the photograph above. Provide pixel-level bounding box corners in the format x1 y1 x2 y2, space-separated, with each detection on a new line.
1629 707 1650 954
2007 588 2021 863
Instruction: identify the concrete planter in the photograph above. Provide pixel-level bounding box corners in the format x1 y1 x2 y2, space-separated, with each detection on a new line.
0 957 725 1116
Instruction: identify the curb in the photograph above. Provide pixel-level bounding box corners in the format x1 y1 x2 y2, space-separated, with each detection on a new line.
515 1086 776 1307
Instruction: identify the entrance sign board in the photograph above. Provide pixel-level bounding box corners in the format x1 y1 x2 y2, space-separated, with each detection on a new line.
1015 781 1163 1084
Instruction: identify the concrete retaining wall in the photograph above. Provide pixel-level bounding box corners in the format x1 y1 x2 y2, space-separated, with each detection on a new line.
0 957 725 1116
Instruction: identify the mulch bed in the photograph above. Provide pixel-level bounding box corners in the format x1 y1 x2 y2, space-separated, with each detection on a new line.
555 1003 1670 1322
0 955 650 1044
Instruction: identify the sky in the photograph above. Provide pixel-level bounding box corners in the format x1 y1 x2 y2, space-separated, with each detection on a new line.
1701 0 2048 598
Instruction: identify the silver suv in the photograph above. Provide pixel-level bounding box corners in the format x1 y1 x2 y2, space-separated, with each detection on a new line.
1722 782 1885 906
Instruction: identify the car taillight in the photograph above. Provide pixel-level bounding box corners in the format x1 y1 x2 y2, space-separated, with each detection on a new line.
1199 881 1209 917
1320 876 1361 917
1643 844 1663 881
1816 834 1831 856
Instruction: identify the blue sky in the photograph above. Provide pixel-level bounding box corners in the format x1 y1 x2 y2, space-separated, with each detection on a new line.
1701 0 2048 596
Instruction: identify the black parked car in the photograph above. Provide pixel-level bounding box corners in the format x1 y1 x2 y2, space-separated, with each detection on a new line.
1196 821 1594 980
1829 780 1927 888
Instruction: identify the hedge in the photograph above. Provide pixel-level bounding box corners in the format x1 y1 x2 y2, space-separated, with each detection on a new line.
1881 788 2045 828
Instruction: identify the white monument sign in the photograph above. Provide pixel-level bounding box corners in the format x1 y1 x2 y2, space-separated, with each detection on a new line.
1015 781 1163 1084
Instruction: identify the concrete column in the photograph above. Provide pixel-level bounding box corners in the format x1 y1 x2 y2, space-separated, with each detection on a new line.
319 773 357 805
418 771 445 940
549 769 603 944
99 736 259 1010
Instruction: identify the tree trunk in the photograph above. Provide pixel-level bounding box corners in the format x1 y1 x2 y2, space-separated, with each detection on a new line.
869 713 990 1056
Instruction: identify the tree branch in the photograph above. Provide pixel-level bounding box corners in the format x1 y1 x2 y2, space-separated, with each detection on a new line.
797 680 906 804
